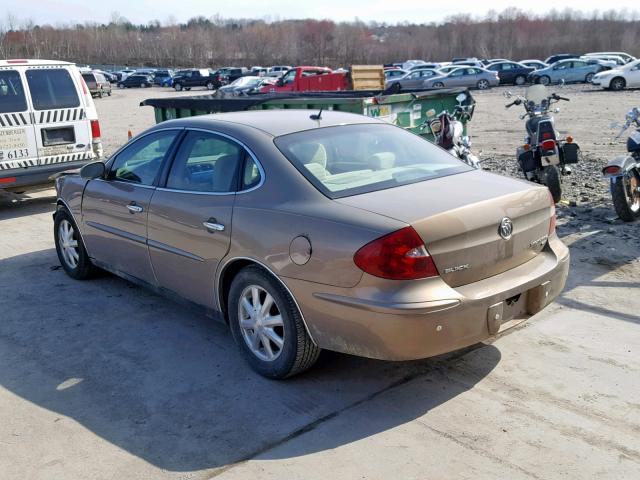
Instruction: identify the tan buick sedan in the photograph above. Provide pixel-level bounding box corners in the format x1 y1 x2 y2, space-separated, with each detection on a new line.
54 110 569 378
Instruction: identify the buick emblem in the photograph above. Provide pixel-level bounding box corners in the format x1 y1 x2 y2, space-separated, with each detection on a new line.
498 217 513 240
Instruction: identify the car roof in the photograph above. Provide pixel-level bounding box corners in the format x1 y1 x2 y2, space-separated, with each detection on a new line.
0 59 74 67
157 110 383 137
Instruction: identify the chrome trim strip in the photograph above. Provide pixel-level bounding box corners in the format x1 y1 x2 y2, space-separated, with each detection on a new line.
216 256 318 346
148 239 204 262
85 221 146 245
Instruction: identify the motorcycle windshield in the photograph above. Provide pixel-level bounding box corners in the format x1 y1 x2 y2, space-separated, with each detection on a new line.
525 84 548 104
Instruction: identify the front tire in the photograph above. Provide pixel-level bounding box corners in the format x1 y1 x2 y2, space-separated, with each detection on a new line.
174 83 183 91
610 77 626 91
611 173 640 222
206 82 214 90
514 75 526 86
228 265 320 379
433 82 445 88
542 165 561 203
585 73 595 83
54 208 97 280
539 75 551 86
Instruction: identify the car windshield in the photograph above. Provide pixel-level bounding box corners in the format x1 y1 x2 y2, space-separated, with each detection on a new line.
231 76 260 87
274 124 472 199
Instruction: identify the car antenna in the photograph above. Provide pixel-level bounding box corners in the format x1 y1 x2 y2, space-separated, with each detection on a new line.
310 108 323 120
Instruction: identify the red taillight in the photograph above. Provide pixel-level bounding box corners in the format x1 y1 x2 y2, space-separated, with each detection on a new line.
548 190 556 234
541 139 556 151
603 165 620 175
90 120 101 139
353 226 439 280
0 177 17 184
542 132 552 139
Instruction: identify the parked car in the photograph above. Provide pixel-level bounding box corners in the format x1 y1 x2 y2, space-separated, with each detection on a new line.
218 67 250 85
544 54 580 65
591 59 640 91
115 69 136 81
437 65 461 75
409 63 442 70
216 76 264 96
486 61 535 85
53 109 569 378
385 68 441 91
425 67 500 90
384 68 408 81
520 60 548 70
0 59 102 191
81 71 112 98
117 74 153 89
452 60 484 68
172 69 218 91
585 51 636 64
579 55 626 69
153 69 174 86
267 66 292 77
529 59 607 85
92 69 118 83
135 69 157 80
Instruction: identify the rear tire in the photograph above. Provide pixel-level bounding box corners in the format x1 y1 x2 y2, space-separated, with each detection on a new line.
610 77 626 91
542 165 562 203
539 75 551 86
118 83 125 89
611 173 640 222
206 82 214 90
174 83 183 91
54 208 98 280
228 265 320 379
476 79 490 90
433 82 445 88
585 73 595 83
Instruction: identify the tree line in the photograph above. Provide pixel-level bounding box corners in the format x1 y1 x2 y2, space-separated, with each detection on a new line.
1 8 639 68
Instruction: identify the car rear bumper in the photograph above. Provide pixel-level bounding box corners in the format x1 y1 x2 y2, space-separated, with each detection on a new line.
284 234 570 360
0 161 90 190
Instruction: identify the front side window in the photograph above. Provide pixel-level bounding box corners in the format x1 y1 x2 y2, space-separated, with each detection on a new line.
109 130 179 186
275 124 472 199
0 70 27 113
282 70 296 84
166 131 247 193
26 68 80 110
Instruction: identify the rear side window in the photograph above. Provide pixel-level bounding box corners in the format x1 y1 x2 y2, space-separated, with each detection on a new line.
0 70 27 113
26 68 80 110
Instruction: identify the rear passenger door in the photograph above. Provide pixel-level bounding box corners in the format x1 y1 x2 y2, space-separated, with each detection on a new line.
26 67 92 167
0 68 38 172
147 130 261 308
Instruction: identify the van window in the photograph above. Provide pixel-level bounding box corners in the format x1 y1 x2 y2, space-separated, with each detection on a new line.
26 68 80 110
0 70 27 113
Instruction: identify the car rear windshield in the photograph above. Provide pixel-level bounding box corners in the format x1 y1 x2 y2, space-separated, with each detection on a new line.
274 123 472 199
82 73 97 88
0 70 27 113
26 68 80 110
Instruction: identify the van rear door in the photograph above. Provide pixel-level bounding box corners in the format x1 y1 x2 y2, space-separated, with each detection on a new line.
25 67 93 168
0 68 39 175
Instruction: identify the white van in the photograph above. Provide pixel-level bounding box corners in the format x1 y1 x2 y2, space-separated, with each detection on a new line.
0 59 102 191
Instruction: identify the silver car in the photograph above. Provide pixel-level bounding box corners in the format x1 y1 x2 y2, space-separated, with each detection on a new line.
385 68 441 91
425 67 500 90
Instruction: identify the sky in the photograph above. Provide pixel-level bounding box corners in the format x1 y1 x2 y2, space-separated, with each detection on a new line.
5 0 640 25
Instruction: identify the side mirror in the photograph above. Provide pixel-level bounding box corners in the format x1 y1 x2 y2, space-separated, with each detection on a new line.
276 78 284 87
455 93 467 103
80 161 106 180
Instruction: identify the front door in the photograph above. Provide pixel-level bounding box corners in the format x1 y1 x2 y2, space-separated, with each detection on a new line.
627 63 640 87
81 129 181 284
147 130 261 308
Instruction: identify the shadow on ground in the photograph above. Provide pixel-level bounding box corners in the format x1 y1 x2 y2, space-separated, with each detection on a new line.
0 248 501 472
0 189 57 221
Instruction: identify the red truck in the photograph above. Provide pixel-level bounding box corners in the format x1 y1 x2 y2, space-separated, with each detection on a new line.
259 66 383 93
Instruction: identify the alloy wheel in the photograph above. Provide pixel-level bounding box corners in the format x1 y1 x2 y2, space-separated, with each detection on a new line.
238 285 285 362
58 219 79 269
478 80 489 89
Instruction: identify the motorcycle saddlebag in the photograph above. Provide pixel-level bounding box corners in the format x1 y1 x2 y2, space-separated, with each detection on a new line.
561 143 580 164
517 149 540 173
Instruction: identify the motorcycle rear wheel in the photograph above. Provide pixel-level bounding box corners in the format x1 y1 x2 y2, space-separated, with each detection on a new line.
611 173 640 222
542 165 561 203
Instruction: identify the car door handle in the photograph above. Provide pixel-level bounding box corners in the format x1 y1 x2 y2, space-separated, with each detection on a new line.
127 203 144 214
203 218 225 232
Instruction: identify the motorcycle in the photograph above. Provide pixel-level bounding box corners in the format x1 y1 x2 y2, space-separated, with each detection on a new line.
505 84 581 203
602 107 640 221
421 92 481 168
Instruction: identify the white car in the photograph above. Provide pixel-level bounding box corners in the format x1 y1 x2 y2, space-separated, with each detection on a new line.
591 59 640 91
0 59 102 191
585 51 636 64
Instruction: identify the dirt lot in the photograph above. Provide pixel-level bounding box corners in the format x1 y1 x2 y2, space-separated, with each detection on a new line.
1 85 639 479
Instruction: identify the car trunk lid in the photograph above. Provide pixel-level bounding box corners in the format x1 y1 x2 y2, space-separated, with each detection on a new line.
336 170 552 287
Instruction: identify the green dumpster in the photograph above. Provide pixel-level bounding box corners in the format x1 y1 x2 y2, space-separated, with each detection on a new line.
141 89 475 142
